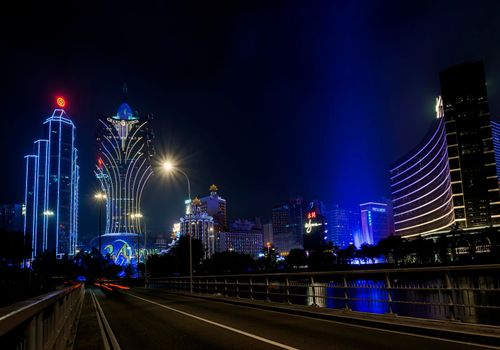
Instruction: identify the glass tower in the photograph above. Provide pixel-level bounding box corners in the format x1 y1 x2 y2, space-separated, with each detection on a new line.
24 108 79 259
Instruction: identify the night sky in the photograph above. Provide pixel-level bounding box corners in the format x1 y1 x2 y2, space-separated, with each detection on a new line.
2 1 500 242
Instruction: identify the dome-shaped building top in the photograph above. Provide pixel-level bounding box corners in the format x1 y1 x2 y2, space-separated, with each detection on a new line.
115 102 137 120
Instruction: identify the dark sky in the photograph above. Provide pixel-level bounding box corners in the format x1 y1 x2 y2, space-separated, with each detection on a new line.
2 0 500 242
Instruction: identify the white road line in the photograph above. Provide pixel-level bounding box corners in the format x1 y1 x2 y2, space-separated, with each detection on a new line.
134 291 500 350
126 292 299 350
91 289 122 350
193 296 500 350
90 290 111 350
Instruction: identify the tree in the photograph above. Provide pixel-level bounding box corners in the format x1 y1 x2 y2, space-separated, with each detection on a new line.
285 249 307 269
170 236 203 275
202 251 255 274
377 235 403 266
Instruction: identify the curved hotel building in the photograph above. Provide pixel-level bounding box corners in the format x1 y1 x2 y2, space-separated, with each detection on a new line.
95 101 155 265
391 62 500 238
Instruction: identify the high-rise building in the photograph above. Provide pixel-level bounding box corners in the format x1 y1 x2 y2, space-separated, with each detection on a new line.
360 202 393 245
271 198 307 255
95 100 154 265
491 120 500 182
391 62 500 238
216 219 263 258
263 223 273 246
303 201 327 252
325 205 359 248
23 100 79 258
180 198 215 259
200 185 227 232
0 204 23 233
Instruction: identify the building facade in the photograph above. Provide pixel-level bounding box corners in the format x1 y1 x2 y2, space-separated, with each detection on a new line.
216 219 263 258
360 202 393 245
491 120 500 182
24 104 79 258
180 198 215 259
200 185 227 232
325 205 359 248
0 204 24 233
271 198 308 255
303 202 327 252
95 101 154 266
263 223 273 246
391 62 500 238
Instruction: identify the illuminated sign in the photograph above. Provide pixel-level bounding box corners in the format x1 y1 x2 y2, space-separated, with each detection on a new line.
372 207 386 213
173 222 181 233
435 96 443 119
305 220 322 233
307 211 316 219
56 97 66 108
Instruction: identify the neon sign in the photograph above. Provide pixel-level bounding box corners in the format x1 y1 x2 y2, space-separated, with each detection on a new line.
307 211 316 219
56 97 66 108
305 220 322 233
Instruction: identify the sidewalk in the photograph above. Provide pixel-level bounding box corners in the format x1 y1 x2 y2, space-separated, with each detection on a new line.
73 288 105 350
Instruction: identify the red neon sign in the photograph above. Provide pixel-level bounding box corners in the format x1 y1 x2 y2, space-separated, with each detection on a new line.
56 97 66 108
307 211 316 219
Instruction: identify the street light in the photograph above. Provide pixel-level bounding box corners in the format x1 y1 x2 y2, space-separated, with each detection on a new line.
130 212 144 273
162 160 193 293
94 192 107 280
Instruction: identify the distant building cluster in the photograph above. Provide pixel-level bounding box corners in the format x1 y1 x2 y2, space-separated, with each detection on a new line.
13 61 500 265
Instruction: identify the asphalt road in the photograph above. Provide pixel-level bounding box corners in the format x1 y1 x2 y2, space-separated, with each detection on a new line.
89 287 496 350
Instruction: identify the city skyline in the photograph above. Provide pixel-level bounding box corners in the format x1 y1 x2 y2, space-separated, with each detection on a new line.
3 1 500 240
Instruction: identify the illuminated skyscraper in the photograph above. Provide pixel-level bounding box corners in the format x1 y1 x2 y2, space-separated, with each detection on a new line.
491 120 500 181
359 202 393 245
325 205 358 248
180 198 215 259
272 198 307 255
391 62 500 238
23 100 79 258
95 100 154 265
200 185 227 232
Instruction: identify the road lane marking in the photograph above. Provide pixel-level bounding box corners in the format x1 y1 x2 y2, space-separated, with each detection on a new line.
91 289 122 350
138 291 500 350
125 292 300 350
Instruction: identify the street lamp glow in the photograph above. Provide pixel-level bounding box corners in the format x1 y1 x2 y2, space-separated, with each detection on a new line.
94 192 107 200
162 161 174 172
43 210 54 216
130 213 143 219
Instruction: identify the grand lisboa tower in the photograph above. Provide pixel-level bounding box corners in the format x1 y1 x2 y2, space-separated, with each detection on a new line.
95 99 155 266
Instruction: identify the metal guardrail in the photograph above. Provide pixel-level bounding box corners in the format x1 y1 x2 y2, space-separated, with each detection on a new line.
147 264 500 325
0 283 84 350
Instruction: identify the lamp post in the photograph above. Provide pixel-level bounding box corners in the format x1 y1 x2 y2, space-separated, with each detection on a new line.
131 212 144 277
162 161 193 293
94 192 107 280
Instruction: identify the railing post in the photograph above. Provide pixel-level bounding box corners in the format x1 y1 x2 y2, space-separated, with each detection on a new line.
236 278 239 298
385 273 394 315
311 276 318 307
249 277 254 300
224 278 228 296
444 271 456 320
266 277 270 302
343 276 350 311
286 277 291 304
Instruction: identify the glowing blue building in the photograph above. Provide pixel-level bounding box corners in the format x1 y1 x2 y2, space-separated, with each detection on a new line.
24 103 79 259
95 100 154 266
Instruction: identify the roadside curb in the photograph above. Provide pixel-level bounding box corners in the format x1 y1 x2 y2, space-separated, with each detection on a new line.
137 288 500 348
